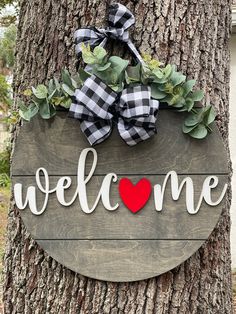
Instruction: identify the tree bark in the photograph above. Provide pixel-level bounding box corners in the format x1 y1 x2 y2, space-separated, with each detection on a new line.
3 0 232 313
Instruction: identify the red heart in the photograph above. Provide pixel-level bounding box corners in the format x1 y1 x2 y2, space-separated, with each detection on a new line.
119 178 152 213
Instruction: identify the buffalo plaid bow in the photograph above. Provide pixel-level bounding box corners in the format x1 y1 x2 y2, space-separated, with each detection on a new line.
69 75 159 146
74 3 144 64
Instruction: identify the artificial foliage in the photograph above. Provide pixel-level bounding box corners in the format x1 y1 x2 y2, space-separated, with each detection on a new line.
18 45 216 140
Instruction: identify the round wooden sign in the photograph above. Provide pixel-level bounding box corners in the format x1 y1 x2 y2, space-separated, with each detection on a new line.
12 110 228 282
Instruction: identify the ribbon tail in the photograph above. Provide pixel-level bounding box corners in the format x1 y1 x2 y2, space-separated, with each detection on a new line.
118 118 156 146
127 39 145 65
80 120 112 146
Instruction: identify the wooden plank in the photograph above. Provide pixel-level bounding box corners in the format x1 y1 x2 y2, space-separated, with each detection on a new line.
13 175 227 240
37 239 204 282
12 111 229 176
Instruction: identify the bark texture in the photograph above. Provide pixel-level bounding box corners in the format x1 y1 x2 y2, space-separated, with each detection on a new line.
3 0 232 313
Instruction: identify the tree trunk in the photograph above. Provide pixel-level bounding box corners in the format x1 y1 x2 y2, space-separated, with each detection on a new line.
3 0 232 313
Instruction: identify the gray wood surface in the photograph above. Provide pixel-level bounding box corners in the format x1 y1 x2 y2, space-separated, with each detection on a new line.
12 175 227 240
12 111 229 176
37 239 204 282
12 110 229 281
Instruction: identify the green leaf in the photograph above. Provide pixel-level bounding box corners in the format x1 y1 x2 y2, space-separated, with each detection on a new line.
54 78 61 91
93 46 107 61
61 69 73 88
109 56 129 74
126 64 141 82
190 90 204 102
18 100 28 112
185 98 194 112
51 97 64 106
78 68 91 82
81 46 97 64
48 79 56 96
60 97 72 109
174 97 186 108
162 64 172 79
96 62 111 72
50 105 56 118
32 84 48 99
48 89 57 101
182 123 197 134
62 83 75 96
203 105 216 125
19 103 39 121
39 101 51 119
189 124 208 139
54 77 61 92
184 113 201 126
182 80 196 97
71 73 83 89
170 71 186 86
151 84 167 99
152 68 163 79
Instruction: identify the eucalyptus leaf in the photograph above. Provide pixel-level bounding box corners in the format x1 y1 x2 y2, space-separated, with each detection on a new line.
51 97 64 106
174 97 186 108
126 64 141 82
61 69 73 88
94 46 107 61
72 73 83 88
62 83 75 96
182 123 197 134
190 90 204 102
54 78 61 91
39 101 51 119
184 113 201 126
18 101 28 112
203 105 216 125
189 124 208 139
50 105 56 117
32 85 48 99
151 84 167 99
162 64 172 79
19 103 39 121
48 88 57 101
152 68 163 79
109 56 129 74
182 80 196 97
48 79 56 96
185 98 194 112
82 48 96 64
60 97 72 109
170 71 186 86
96 62 111 72
78 68 91 82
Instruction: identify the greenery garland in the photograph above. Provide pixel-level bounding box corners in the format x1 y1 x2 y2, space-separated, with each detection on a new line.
18 44 216 140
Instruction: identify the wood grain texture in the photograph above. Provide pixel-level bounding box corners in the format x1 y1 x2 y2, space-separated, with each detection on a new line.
12 111 229 176
37 239 204 282
11 113 228 281
12 175 227 241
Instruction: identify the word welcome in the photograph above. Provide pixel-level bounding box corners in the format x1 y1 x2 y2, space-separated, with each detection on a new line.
14 148 228 215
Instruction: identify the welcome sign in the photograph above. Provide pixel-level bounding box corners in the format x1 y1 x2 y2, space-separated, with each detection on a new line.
12 111 228 282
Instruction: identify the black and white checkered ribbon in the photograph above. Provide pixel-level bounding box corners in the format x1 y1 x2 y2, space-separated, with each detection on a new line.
74 3 144 64
69 75 159 146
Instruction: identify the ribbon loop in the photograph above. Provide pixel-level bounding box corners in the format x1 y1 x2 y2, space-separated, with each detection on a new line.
119 86 151 119
69 76 159 146
108 3 135 30
69 75 117 145
74 3 143 63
